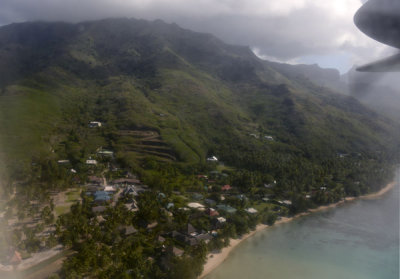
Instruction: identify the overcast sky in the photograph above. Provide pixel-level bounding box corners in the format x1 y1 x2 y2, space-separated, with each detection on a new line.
0 0 394 73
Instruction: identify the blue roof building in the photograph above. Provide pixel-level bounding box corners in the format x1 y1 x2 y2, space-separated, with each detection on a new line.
216 204 237 214
94 191 112 202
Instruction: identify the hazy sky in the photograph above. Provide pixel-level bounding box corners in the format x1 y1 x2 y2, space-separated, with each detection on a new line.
0 0 394 73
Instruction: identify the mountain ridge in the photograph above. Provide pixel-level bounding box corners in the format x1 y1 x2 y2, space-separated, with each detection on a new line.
0 18 398 175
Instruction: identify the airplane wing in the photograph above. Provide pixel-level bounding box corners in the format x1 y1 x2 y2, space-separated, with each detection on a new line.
354 0 400 72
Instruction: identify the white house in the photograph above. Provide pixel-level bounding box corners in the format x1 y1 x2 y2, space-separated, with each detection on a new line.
89 121 102 128
245 208 258 214
207 156 218 162
280 200 292 206
97 150 114 157
86 159 98 165
217 217 226 223
187 202 205 210
104 186 116 192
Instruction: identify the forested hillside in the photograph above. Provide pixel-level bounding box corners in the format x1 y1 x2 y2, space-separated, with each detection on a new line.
0 19 398 173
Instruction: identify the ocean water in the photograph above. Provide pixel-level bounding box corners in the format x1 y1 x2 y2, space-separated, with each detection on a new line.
205 172 399 279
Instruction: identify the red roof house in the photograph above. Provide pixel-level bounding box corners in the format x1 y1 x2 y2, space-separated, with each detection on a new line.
206 208 219 217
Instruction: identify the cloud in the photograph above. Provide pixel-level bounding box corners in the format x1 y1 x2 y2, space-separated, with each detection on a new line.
0 0 392 72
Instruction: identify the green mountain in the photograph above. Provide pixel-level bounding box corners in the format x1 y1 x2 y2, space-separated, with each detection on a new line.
0 18 398 178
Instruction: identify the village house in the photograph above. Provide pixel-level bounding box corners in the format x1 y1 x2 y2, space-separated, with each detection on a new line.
118 225 137 236
171 230 199 246
187 202 205 211
124 201 138 212
103 185 116 192
147 222 158 231
278 200 292 206
206 208 219 217
86 159 98 165
93 191 112 203
216 204 237 214
217 217 226 223
245 208 258 214
187 224 213 245
263 197 270 202
171 223 211 247
97 150 114 157
194 233 213 244
264 135 274 141
221 184 232 191
170 246 184 257
89 121 102 128
96 215 106 223
207 156 218 162
123 185 138 196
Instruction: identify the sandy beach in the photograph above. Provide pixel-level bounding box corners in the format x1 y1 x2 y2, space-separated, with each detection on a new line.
199 180 396 278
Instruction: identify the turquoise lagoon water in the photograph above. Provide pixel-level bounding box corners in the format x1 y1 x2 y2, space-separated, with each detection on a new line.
205 172 399 279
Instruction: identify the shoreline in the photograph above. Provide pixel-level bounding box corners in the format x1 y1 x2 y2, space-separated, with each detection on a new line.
2 181 396 276
199 180 396 278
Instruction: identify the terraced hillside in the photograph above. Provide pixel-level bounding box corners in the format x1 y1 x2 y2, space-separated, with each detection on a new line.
116 130 177 161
